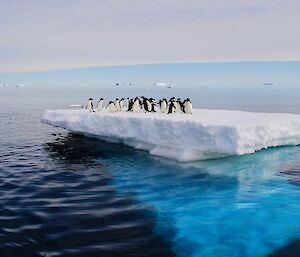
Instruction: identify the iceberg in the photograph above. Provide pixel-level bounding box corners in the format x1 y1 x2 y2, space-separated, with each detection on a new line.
41 109 300 162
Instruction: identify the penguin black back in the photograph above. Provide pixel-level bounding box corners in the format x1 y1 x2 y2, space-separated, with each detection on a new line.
143 98 150 112
127 99 134 111
149 98 156 112
159 99 163 107
168 101 176 114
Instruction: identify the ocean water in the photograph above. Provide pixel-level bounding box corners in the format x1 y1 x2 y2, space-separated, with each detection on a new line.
1 85 300 257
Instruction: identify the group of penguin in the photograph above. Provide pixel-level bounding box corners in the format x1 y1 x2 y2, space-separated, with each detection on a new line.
87 96 193 114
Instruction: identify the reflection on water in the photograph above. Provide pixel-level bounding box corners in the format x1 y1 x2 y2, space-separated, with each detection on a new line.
279 158 300 186
268 239 300 257
0 133 175 257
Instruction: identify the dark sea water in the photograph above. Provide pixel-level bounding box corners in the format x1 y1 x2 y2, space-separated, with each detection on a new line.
1 86 300 257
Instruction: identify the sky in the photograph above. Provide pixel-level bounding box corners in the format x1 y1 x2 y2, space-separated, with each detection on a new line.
0 0 300 73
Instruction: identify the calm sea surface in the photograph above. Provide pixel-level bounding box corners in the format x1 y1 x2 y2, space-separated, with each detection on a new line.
1 85 300 257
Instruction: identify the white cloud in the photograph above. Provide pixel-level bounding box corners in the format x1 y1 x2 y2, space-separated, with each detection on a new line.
0 0 299 72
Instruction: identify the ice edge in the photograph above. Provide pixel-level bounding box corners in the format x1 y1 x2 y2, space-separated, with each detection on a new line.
41 109 300 162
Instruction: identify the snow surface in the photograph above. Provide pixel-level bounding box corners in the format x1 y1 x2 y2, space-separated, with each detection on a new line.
41 108 300 162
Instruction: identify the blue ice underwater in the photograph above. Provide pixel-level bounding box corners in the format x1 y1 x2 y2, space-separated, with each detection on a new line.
96 143 300 257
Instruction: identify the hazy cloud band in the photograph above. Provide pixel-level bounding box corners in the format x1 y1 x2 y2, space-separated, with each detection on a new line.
0 0 299 72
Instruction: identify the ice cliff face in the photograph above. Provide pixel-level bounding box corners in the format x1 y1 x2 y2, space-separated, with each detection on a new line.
41 109 300 162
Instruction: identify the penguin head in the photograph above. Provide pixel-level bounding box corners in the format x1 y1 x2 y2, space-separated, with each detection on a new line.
120 98 124 100
89 98 93 100
115 98 119 100
99 98 103 100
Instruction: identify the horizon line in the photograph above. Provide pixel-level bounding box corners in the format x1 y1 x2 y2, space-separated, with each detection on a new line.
1 59 300 75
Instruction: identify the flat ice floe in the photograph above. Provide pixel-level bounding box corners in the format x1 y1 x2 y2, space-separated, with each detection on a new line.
41 109 300 162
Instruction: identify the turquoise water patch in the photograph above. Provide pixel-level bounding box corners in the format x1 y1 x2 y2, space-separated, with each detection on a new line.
98 146 300 257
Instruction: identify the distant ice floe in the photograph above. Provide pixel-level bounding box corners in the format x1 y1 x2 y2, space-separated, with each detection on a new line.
41 109 300 162
153 82 172 88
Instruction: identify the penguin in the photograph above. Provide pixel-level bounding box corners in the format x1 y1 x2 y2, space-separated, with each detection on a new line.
160 99 168 113
183 98 193 114
138 97 143 109
87 98 95 112
127 99 134 111
144 98 151 112
149 98 156 112
170 98 179 112
96 98 104 112
139 96 144 110
119 98 124 111
106 101 117 113
182 98 188 113
147 99 153 112
124 98 129 108
159 99 163 107
114 98 120 112
142 97 151 112
167 101 176 114
176 98 183 113
132 98 141 113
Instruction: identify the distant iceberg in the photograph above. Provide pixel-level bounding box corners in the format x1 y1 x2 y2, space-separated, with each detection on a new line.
153 82 173 88
41 109 300 162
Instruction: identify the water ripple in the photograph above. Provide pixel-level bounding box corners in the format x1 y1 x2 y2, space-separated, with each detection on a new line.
0 133 175 257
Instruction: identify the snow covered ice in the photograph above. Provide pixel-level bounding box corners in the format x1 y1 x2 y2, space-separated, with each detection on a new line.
41 108 300 162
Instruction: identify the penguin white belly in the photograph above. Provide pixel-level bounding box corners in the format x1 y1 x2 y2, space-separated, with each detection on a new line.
185 102 193 114
115 102 120 112
173 104 178 113
119 100 123 111
132 101 140 113
108 103 117 113
176 103 181 113
96 101 103 112
161 102 167 113
87 101 93 112
171 105 175 114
